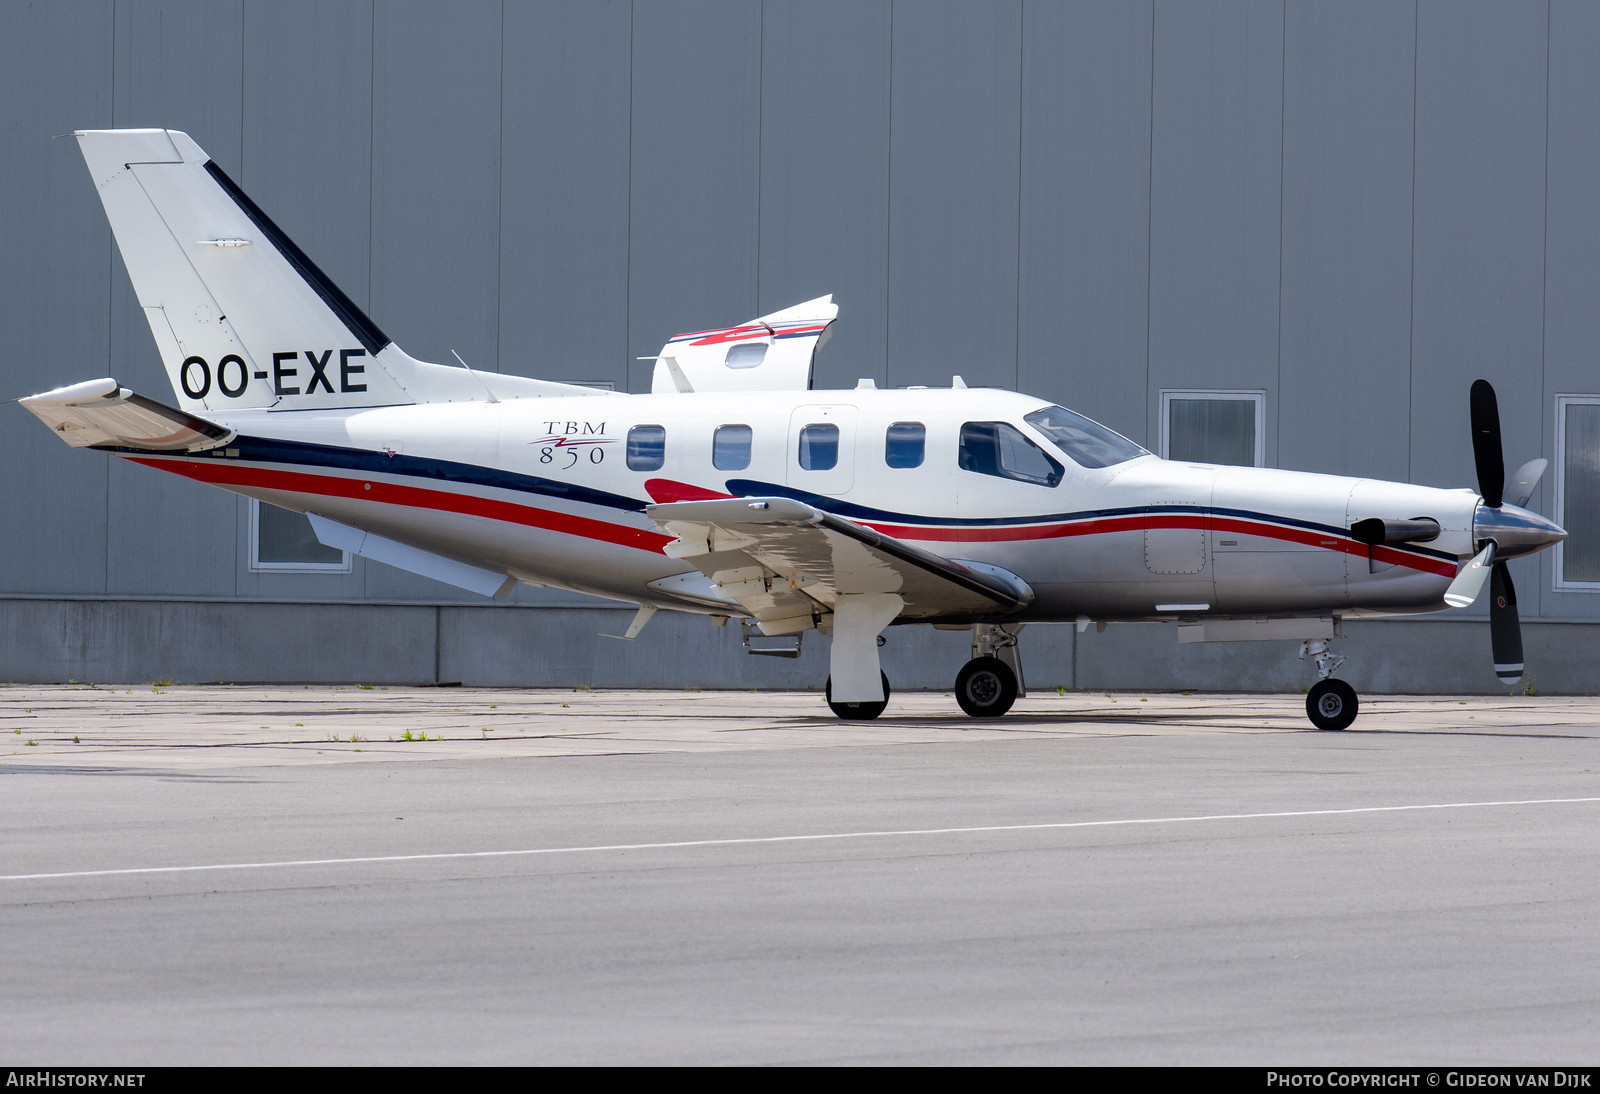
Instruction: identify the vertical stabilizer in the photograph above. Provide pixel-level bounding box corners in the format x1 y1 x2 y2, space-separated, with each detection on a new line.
77 129 593 413
77 128 413 413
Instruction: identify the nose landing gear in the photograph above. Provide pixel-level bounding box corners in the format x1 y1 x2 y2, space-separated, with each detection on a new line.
1305 677 1358 731
1300 638 1358 730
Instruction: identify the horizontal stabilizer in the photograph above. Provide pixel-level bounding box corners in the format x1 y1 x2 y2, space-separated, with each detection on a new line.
19 378 232 451
649 296 837 393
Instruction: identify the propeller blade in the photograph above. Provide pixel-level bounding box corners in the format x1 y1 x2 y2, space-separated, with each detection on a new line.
1470 378 1505 508
1490 562 1523 684
1505 457 1548 509
1444 541 1497 608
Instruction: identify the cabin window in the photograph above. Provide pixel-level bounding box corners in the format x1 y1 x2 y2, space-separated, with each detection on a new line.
249 500 349 573
725 343 767 369
797 423 839 471
1557 396 1600 589
627 424 666 471
1160 390 1264 467
959 422 1063 487
1023 406 1146 468
713 424 753 471
885 422 925 469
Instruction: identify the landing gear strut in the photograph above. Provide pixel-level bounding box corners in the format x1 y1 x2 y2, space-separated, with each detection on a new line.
821 593 902 720
1300 637 1358 730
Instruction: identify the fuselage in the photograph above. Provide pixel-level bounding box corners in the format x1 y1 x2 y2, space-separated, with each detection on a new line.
119 385 1487 626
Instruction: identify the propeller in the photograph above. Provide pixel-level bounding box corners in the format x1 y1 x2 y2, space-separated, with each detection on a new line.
1445 379 1538 684
1469 379 1505 508
1506 458 1548 509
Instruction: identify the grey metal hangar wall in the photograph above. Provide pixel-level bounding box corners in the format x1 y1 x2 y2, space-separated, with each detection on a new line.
3 1 1598 693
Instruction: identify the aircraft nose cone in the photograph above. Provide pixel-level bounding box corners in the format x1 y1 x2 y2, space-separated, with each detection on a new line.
1473 502 1567 561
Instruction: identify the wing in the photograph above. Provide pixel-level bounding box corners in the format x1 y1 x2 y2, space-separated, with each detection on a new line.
20 378 233 451
647 496 1032 633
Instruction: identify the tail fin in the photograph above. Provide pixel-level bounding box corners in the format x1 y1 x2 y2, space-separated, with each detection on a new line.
77 129 597 412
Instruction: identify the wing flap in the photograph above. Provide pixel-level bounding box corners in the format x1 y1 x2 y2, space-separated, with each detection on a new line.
20 378 233 451
647 497 1032 629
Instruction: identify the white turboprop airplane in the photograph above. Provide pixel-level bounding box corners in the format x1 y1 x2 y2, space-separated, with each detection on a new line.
21 129 1568 729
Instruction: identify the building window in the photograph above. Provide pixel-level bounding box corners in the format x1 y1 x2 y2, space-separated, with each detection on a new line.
713 424 752 471
627 424 666 471
1556 396 1600 589
797 423 839 471
1160 390 1264 467
885 421 925 469
250 500 349 572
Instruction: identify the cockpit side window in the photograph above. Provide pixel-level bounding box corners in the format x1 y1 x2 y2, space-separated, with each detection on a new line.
959 421 1063 487
1023 405 1147 468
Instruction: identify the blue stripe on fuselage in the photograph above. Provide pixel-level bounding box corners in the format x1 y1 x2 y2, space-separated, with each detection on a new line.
109 440 1456 568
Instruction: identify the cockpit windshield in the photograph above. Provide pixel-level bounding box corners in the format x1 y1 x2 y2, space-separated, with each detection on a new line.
1023 405 1148 469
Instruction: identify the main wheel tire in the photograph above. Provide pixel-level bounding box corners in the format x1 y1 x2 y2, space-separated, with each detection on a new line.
825 672 891 720
954 656 1018 718
1306 678 1359 731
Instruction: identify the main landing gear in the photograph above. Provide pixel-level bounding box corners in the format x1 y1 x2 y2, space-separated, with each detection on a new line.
819 621 1027 721
825 672 891 720
954 623 1025 718
955 657 1017 718
1301 638 1358 731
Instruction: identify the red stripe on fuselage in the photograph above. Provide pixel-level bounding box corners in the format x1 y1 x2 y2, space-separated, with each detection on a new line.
125 456 675 553
1207 516 1457 576
860 513 1457 578
644 478 733 504
125 455 1456 578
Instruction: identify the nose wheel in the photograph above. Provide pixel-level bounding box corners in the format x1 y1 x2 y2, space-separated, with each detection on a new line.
954 656 1018 718
1305 677 1358 731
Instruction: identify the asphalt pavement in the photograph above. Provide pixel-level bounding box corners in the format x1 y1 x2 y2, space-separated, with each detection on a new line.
2 685 1597 1065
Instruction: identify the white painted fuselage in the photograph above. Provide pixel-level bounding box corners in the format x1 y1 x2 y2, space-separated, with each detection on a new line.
122 385 1477 626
